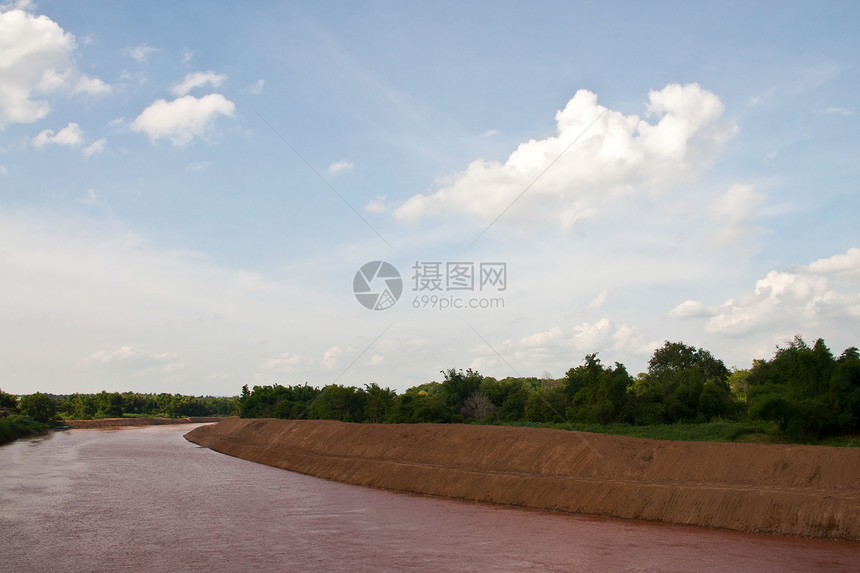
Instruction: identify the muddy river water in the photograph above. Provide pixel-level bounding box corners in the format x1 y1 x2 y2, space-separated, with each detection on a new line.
1 424 857 572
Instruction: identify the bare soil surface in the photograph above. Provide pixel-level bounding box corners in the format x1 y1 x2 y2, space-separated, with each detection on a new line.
185 418 860 541
65 417 223 429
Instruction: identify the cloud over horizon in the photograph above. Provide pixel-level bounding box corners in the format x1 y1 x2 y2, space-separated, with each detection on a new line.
394 83 736 231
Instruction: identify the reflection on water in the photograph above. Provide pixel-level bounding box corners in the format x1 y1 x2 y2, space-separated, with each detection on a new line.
1 425 857 572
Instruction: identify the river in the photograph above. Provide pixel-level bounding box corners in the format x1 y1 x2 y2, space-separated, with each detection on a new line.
1 425 857 572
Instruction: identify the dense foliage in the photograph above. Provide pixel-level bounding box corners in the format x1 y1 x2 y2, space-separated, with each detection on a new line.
237 337 860 442
0 390 237 422
0 387 49 444
747 337 860 440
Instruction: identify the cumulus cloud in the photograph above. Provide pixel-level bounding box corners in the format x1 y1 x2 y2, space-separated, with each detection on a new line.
668 299 715 319
322 345 346 370
32 122 82 147
807 247 860 278
89 345 180 373
0 6 109 127
128 43 158 63
243 79 264 94
328 160 354 174
674 247 860 335
588 288 609 309
130 93 235 145
259 352 308 373
82 137 106 156
364 195 387 214
171 71 226 96
394 83 735 230
509 318 655 362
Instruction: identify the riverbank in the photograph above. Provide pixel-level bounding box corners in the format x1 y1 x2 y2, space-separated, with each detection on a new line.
185 418 860 541
0 415 48 445
66 416 223 429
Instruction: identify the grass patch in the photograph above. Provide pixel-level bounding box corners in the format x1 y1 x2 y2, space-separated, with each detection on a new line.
507 420 790 443
0 415 49 445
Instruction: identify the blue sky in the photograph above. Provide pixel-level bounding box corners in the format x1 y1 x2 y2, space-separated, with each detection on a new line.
1 0 858 396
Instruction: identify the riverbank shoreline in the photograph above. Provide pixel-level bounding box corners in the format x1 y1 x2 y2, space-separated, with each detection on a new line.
185 417 860 541
65 416 223 429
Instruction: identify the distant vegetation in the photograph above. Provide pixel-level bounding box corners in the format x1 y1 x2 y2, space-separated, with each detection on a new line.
3 335 858 446
0 389 236 445
238 336 860 445
0 389 235 426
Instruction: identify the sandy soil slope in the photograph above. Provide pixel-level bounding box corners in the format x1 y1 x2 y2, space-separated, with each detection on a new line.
185 418 860 540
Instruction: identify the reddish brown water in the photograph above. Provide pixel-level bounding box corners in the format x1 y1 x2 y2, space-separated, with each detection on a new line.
1 425 857 572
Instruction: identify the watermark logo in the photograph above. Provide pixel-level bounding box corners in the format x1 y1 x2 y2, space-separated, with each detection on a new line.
354 260 507 311
353 261 403 310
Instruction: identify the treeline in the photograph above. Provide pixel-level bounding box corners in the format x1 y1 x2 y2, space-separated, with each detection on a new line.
0 389 237 423
239 337 860 441
0 389 50 444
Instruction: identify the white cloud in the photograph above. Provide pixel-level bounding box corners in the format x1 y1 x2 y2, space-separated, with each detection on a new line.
510 318 654 361
484 129 498 137
364 195 387 214
259 352 308 373
82 137 106 156
130 94 236 146
74 76 110 95
328 160 354 174
688 247 860 335
819 107 852 116
0 165 7 175
171 71 227 96
322 345 346 370
89 345 180 373
0 6 109 127
588 288 609 309
668 299 714 319
243 79 264 94
32 122 82 147
710 183 766 243
128 43 158 63
807 247 860 278
186 160 212 171
82 189 97 204
394 83 736 230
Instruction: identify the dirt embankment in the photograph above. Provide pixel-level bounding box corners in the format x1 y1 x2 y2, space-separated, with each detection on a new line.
65 417 224 429
185 418 860 540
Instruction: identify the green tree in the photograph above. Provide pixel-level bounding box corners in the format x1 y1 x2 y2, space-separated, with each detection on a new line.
94 391 123 418
565 354 633 424
642 341 736 423
364 383 395 423
19 392 58 423
748 337 858 439
388 392 453 423
441 368 483 412
0 388 18 414
308 385 367 422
